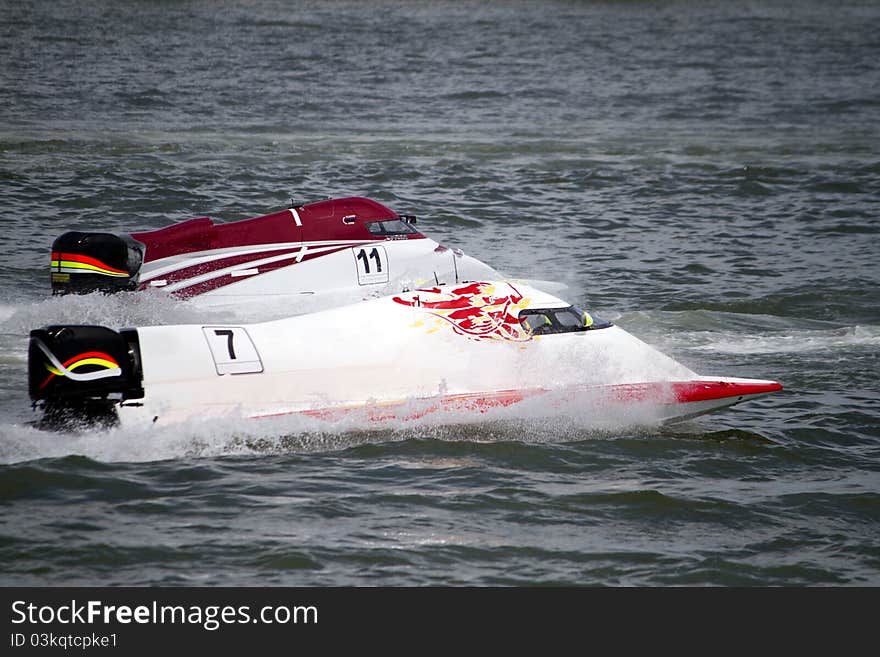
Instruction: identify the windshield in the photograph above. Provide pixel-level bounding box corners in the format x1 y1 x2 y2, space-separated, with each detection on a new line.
519 305 612 335
365 219 419 236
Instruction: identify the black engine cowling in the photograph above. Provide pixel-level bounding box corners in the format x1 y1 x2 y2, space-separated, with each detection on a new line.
50 232 145 295
29 325 144 429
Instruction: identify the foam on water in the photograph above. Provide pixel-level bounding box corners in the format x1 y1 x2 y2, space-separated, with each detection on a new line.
616 309 879 358
695 325 880 355
0 305 16 324
0 290 227 336
1 382 676 465
662 324 880 356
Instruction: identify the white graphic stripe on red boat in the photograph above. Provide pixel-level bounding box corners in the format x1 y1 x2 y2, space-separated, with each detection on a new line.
160 244 355 294
139 239 378 282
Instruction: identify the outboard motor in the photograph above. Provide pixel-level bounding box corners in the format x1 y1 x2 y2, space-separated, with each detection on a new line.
50 232 145 295
28 325 144 429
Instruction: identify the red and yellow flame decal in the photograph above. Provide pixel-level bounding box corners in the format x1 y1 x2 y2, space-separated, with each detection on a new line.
39 351 121 390
393 282 532 342
51 252 129 277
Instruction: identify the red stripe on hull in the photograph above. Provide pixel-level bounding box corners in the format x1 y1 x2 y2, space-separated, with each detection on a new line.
670 380 783 403
599 380 783 404
253 379 782 423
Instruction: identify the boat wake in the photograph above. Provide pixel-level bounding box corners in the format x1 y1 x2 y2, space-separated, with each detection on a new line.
618 310 878 356
0 387 677 465
691 324 880 355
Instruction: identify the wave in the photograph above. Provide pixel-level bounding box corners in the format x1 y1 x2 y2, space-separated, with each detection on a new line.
689 325 880 355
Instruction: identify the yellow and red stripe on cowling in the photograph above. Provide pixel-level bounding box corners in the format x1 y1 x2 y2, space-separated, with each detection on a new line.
40 351 121 390
51 252 129 277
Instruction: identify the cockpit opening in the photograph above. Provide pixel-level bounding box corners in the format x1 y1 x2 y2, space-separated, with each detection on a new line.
519 306 612 335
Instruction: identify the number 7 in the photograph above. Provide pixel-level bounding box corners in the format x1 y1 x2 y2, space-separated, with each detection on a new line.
214 329 236 359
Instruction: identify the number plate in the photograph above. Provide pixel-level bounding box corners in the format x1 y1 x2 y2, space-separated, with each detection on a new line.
354 245 389 284
202 326 263 375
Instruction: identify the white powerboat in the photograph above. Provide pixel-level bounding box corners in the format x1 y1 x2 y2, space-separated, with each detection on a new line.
28 280 782 430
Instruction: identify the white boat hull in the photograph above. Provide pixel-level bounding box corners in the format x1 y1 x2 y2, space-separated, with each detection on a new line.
28 281 782 430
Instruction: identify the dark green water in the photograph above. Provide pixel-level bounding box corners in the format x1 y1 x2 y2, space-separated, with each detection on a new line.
1 0 878 586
